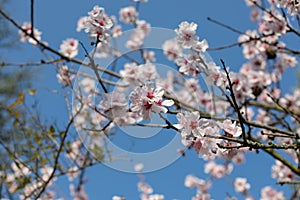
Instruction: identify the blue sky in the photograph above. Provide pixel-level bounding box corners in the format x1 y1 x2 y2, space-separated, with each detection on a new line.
2 0 299 199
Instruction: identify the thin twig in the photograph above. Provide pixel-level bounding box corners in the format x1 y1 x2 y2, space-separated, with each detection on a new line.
79 41 108 93
30 0 34 37
221 59 247 143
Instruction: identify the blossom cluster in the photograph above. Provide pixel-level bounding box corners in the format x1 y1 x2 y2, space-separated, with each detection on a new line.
11 0 300 199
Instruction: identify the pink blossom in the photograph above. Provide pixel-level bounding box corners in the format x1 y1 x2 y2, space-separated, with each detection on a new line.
175 21 199 48
19 22 42 45
136 20 151 36
185 175 211 192
205 62 228 88
138 181 153 194
232 151 245 165
259 10 289 38
250 8 261 22
99 92 128 119
175 111 207 138
204 161 233 179
133 0 148 2
59 38 79 58
234 177 251 193
147 194 164 200
66 140 82 161
140 63 157 80
271 160 295 182
80 77 97 94
119 6 138 24
94 41 111 58
134 163 144 172
120 63 157 85
175 53 201 76
238 30 262 59
120 62 140 85
112 196 125 200
260 186 286 200
56 65 74 86
162 39 182 61
156 71 174 93
143 50 156 63
67 166 79 181
113 111 143 126
129 82 174 120
185 175 211 200
229 72 255 101
276 53 298 73
72 185 89 200
77 16 88 32
274 0 300 16
40 166 54 183
125 29 144 50
217 119 242 137
84 5 113 40
192 39 209 52
112 25 122 38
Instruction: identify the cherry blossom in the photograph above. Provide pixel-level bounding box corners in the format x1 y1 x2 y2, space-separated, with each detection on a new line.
162 39 182 61
216 119 242 137
175 111 207 139
238 30 262 59
133 0 148 2
259 9 289 39
71 184 89 200
125 20 151 50
185 175 211 200
134 163 144 172
67 166 79 181
59 38 79 58
129 82 174 120
120 63 157 86
138 182 153 195
234 177 251 193
205 61 227 89
19 22 42 45
11 161 31 177
175 53 202 76
112 25 122 38
76 16 88 32
40 166 54 182
136 20 151 36
56 65 74 86
113 111 142 126
260 186 286 200
79 77 97 94
192 39 209 52
99 91 128 119
175 21 199 48
6 0 300 199
274 0 300 16
83 5 113 40
250 8 261 22
120 62 140 85
112 196 126 200
143 50 156 63
155 71 174 93
204 161 233 179
141 194 164 200
271 160 296 182
119 6 138 24
66 140 82 162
